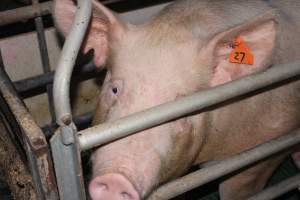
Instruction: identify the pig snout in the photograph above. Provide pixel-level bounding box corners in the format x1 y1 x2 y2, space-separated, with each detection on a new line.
89 173 140 200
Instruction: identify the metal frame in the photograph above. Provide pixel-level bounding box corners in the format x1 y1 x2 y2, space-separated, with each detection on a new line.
0 0 127 26
148 129 300 199
0 51 58 199
78 61 300 150
51 1 92 199
32 0 56 123
0 0 300 199
51 1 300 199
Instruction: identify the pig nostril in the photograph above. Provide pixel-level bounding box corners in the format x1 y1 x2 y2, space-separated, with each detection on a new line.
121 191 132 200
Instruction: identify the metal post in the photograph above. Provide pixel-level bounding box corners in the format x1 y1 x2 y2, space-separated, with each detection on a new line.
50 125 86 200
0 50 58 199
147 129 300 200
32 0 56 122
50 0 92 199
78 60 300 151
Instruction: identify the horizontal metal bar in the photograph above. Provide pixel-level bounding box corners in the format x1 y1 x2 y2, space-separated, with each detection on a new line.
0 2 52 26
147 129 300 200
247 173 300 200
53 0 92 126
13 62 98 96
78 61 300 151
0 0 159 27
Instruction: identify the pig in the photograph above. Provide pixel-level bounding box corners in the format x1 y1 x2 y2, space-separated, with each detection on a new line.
54 0 300 199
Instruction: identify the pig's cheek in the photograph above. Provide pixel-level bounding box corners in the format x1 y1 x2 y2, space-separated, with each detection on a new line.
92 97 111 125
159 118 198 181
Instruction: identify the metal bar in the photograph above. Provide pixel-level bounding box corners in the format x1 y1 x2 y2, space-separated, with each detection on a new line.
13 61 98 95
0 0 128 27
147 129 300 200
247 173 300 200
53 0 92 126
0 50 58 199
51 1 92 199
43 111 93 139
0 116 38 200
33 1 56 122
0 2 52 26
78 61 300 151
50 125 86 200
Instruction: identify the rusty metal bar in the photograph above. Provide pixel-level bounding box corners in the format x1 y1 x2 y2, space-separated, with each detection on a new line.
147 129 300 200
0 50 58 200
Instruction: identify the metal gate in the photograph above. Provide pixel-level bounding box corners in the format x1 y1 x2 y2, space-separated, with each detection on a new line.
1 0 300 199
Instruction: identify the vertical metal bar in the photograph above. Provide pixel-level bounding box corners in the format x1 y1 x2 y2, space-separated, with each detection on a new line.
0 50 58 200
50 0 92 199
53 0 92 126
32 0 56 123
51 125 86 200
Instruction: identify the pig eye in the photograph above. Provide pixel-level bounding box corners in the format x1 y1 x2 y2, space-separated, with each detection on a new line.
108 79 123 97
112 87 118 95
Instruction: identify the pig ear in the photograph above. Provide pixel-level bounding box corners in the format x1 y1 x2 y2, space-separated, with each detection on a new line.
54 0 127 67
206 11 277 86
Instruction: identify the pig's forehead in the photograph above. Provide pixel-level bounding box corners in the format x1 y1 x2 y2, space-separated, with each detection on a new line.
110 29 201 68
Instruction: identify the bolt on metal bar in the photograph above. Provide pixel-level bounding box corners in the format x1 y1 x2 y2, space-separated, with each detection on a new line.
53 0 92 126
247 173 300 200
78 61 300 151
43 111 93 139
147 129 300 200
32 0 56 122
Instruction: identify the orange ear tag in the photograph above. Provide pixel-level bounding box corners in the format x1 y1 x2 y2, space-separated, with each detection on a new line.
229 36 254 65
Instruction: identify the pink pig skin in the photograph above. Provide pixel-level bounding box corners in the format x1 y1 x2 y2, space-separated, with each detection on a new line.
54 0 300 199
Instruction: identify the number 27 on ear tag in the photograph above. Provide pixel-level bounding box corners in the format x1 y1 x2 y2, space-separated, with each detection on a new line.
229 36 254 65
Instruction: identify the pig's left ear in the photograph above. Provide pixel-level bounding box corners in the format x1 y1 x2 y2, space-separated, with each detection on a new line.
205 11 277 86
54 0 127 67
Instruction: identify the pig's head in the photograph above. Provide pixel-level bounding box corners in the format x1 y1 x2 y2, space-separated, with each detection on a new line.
54 1 277 199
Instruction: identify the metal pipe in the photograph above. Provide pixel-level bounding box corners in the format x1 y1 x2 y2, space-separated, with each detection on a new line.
147 129 300 200
78 61 300 151
13 61 98 96
33 0 56 122
53 0 92 126
0 2 52 26
247 173 300 200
